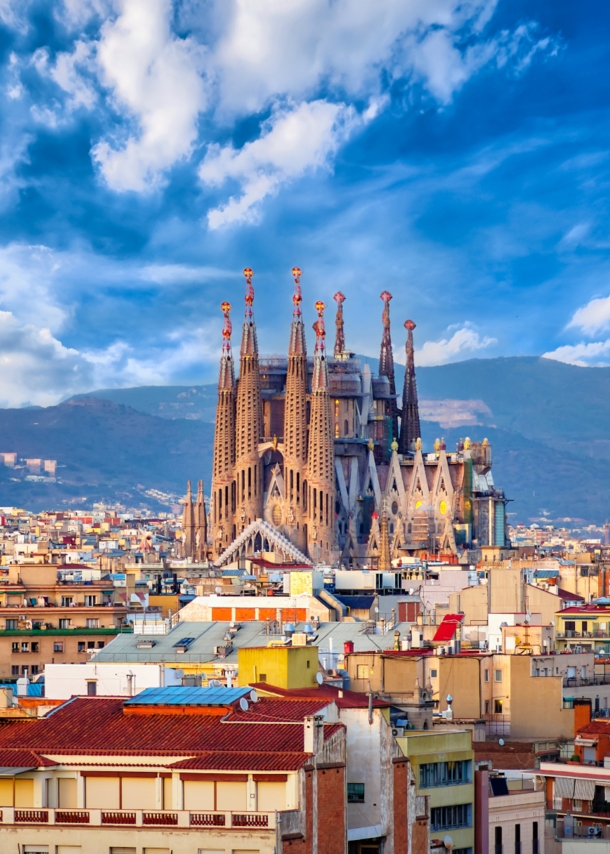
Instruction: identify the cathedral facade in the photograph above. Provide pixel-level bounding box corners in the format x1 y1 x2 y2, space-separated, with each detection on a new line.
200 268 508 567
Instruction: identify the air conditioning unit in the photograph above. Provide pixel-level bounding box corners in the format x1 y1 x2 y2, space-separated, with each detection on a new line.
392 727 405 737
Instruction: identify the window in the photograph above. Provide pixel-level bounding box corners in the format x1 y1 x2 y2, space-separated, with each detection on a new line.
533 821 539 854
484 670 489 682
515 823 521 854
31 665 39 675
347 783 365 803
11 642 19 653
430 669 438 678
453 849 473 854
494 699 503 714
84 595 97 606
87 681 97 696
485 700 490 714
54 642 64 653
430 803 471 831
356 665 368 679
78 641 85 653
96 641 105 649
61 597 73 607
495 826 503 854
86 618 99 629
21 642 29 653
494 669 502 682
11 665 19 676
87 641 95 649
420 761 472 788
5 619 17 630
21 665 28 675
259 673 267 682
59 619 70 629
31 642 39 653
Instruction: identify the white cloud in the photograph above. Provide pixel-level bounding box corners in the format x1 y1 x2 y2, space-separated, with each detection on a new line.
0 244 71 333
542 341 610 368
412 325 497 366
0 311 93 408
32 41 97 115
568 295 610 335
200 99 360 227
92 0 208 192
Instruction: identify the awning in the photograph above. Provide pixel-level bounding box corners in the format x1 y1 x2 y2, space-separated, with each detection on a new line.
554 777 575 798
574 779 596 801
575 737 599 747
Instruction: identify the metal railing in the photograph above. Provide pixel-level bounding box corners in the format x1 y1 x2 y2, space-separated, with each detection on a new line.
1 808 276 829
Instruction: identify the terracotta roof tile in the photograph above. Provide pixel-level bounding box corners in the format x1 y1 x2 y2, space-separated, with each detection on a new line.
0 697 344 762
168 751 308 771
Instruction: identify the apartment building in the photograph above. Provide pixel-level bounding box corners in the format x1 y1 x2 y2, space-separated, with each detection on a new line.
0 563 127 679
396 730 475 854
0 686 348 854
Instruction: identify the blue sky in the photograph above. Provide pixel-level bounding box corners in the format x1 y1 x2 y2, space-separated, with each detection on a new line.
0 0 608 406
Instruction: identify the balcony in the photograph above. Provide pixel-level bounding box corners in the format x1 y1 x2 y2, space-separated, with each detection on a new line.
563 675 610 687
0 807 278 829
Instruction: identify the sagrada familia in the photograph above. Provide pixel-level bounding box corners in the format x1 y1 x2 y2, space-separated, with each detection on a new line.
182 268 508 567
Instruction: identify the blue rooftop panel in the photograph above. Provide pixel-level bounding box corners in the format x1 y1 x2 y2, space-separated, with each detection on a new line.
124 686 252 706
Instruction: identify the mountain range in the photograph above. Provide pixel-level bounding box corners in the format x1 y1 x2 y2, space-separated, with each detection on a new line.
0 356 606 523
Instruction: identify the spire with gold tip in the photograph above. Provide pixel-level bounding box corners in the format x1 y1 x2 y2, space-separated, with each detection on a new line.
333 291 346 357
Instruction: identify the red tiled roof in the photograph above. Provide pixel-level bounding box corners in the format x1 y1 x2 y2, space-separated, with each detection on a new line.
557 606 610 614
168 751 309 771
0 697 343 761
249 683 388 710
0 749 57 768
227 696 332 720
578 720 610 736
432 613 464 642
557 588 585 601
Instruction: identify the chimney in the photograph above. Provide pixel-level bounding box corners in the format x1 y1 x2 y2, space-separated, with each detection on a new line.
304 715 325 754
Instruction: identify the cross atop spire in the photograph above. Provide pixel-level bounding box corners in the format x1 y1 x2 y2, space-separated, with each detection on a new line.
292 267 302 320
218 301 235 392
313 300 327 357
243 267 254 320
240 268 258 359
333 291 346 357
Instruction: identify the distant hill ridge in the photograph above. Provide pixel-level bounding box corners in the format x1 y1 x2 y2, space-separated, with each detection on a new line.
0 355 597 521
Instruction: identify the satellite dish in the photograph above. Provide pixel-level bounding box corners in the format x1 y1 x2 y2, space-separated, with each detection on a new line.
215 586 222 594
209 679 222 688
444 836 453 850
316 672 323 685
249 690 258 703
499 738 505 746
374 607 379 613
239 697 249 712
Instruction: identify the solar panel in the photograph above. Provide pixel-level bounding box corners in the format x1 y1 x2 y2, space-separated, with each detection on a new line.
124 686 252 706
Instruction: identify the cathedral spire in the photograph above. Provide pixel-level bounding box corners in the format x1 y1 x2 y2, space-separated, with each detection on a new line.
283 267 308 550
379 291 399 445
195 479 207 561
378 501 392 571
182 480 194 559
333 292 346 357
399 319 421 456
307 300 336 561
212 301 236 557
235 267 263 528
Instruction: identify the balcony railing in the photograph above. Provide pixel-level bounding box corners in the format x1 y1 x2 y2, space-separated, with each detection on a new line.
0 808 276 829
557 630 610 640
563 675 610 687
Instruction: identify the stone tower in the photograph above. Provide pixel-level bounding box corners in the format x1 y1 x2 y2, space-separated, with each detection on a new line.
195 479 207 561
307 300 336 562
379 291 399 445
399 319 421 456
182 480 194 559
333 291 346 357
211 300 236 557
234 268 263 530
283 267 308 551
